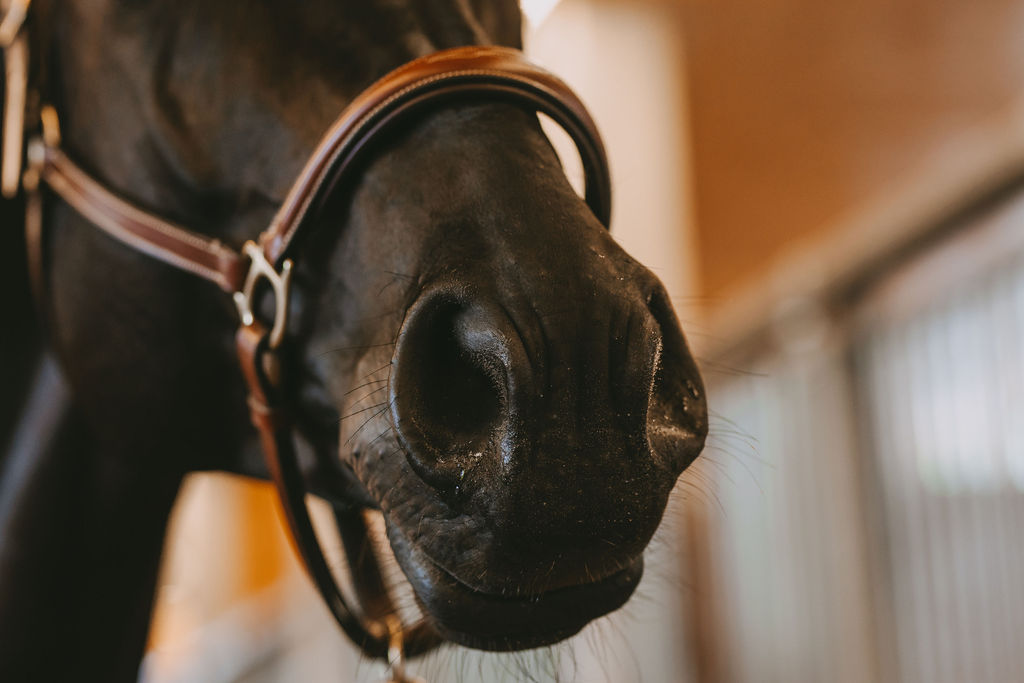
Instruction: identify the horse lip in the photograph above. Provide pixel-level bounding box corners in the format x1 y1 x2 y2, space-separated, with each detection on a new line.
385 522 644 651
425 548 636 599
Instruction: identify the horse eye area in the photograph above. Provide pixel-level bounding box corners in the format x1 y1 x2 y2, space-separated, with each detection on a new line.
391 297 508 490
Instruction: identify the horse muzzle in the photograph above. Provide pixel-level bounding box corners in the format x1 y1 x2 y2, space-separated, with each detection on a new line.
369 273 706 648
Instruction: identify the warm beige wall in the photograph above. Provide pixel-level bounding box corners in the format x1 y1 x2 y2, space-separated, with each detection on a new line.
145 475 300 678
528 0 698 307
682 0 1024 303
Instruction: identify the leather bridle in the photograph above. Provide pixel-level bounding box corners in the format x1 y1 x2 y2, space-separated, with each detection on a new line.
3 4 613 675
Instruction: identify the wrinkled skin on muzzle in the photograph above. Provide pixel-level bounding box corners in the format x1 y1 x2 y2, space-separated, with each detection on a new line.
298 103 707 650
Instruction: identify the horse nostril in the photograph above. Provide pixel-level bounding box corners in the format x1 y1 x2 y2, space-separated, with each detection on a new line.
643 283 709 471
391 294 510 491
412 318 504 447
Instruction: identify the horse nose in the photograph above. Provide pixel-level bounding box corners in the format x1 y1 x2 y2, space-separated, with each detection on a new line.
390 290 528 493
389 279 704 507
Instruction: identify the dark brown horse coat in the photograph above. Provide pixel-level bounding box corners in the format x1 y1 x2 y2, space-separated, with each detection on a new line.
0 2 706 679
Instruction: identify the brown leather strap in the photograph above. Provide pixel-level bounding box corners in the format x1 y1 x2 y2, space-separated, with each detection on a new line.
260 45 611 265
37 146 246 292
32 46 610 294
23 163 46 321
235 324 441 659
28 45 614 663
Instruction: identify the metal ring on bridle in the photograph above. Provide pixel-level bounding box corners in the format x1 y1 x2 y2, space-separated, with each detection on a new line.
233 241 293 349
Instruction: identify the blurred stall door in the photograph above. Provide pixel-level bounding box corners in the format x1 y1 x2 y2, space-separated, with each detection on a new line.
700 183 1024 682
855 199 1024 683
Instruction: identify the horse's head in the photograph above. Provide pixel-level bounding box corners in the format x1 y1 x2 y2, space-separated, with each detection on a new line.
55 0 706 652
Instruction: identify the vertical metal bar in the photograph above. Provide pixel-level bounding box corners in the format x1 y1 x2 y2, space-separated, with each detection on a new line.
897 322 941 683
997 263 1024 680
855 336 902 683
924 306 967 683
984 274 1014 682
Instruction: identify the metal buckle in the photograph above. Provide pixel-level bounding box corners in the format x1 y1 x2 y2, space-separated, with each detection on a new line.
233 241 293 349
21 107 56 194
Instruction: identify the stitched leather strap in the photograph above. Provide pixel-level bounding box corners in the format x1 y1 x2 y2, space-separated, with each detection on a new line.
37 146 247 292
32 46 610 290
259 45 611 265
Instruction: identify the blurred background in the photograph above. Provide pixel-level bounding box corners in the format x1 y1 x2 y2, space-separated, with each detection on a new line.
142 0 1024 681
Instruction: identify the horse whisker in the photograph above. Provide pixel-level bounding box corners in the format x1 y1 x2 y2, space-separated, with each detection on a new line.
344 377 389 397
338 401 387 422
344 399 395 446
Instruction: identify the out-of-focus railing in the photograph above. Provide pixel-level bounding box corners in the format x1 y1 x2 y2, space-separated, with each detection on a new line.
854 199 1024 683
693 172 1024 682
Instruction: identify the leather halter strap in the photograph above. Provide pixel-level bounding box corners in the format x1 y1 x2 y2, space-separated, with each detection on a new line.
32 46 611 290
261 46 612 265
23 45 613 663
36 145 247 291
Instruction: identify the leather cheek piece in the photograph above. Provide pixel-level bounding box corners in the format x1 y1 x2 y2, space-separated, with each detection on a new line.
33 46 611 296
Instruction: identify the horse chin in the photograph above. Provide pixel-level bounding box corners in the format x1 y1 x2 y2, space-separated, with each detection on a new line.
384 519 643 651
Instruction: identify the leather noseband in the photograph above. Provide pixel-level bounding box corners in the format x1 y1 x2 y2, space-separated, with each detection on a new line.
13 39 613 669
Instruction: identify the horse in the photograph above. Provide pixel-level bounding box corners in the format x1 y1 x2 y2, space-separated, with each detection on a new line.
0 1 708 680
